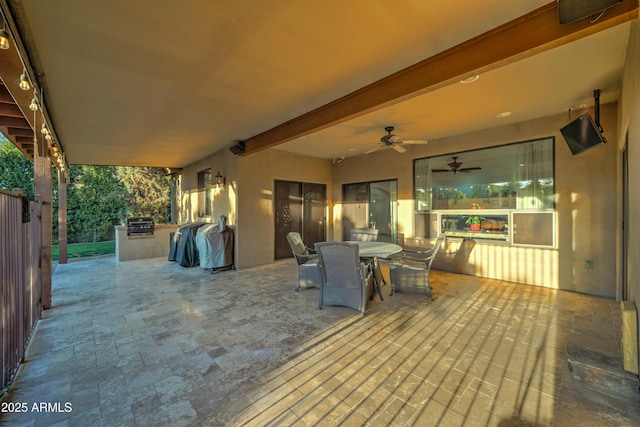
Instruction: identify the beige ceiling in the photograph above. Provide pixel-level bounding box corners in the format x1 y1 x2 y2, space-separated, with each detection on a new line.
5 0 636 167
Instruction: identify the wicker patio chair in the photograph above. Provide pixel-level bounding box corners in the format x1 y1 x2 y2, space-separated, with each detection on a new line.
315 241 374 316
286 232 322 291
389 235 445 299
349 227 379 241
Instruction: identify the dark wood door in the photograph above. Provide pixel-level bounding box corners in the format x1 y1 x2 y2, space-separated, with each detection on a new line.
274 180 326 260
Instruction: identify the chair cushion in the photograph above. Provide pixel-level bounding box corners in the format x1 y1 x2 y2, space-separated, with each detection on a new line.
286 232 308 255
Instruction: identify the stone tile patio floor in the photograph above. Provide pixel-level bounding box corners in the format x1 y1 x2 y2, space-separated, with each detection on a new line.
1 256 638 426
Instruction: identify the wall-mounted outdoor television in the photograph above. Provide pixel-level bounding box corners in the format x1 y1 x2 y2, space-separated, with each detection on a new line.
557 0 622 24
560 112 607 156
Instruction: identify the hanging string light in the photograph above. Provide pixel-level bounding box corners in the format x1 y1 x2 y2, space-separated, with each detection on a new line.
19 69 30 90
29 90 38 111
0 23 10 50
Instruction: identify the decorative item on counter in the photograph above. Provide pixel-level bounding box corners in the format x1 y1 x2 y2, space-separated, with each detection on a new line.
465 203 485 231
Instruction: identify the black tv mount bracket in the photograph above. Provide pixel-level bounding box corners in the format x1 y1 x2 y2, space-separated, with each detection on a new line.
593 89 604 133
570 89 605 133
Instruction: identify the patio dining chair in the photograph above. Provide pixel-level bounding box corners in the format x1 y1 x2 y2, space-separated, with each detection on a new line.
350 227 379 241
286 232 322 291
389 235 445 299
315 241 375 316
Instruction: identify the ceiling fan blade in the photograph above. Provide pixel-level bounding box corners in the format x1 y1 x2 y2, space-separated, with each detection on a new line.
365 145 384 154
431 169 450 173
392 144 406 153
460 167 482 172
402 140 428 145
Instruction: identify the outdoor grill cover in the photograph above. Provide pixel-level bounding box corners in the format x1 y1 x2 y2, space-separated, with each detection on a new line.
195 216 234 269
168 222 207 267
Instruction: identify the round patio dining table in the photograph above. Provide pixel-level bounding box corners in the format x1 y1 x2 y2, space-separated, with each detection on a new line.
349 241 403 259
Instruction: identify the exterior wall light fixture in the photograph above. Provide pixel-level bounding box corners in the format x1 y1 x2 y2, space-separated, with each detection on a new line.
215 171 226 188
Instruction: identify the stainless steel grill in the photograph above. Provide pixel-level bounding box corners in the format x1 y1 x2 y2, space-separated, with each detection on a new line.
126 217 154 236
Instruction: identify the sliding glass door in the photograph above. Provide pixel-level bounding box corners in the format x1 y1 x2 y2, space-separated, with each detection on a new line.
342 179 397 243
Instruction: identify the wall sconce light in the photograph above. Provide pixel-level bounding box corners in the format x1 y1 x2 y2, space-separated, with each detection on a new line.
229 141 245 155
19 70 30 90
214 171 225 187
0 28 10 50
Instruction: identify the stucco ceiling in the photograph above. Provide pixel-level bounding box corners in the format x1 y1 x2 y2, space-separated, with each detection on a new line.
4 0 636 167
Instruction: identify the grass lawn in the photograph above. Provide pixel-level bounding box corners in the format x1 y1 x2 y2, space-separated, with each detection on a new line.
52 241 115 261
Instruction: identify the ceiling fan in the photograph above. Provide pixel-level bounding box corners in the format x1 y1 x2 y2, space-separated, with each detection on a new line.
365 126 428 154
432 156 482 174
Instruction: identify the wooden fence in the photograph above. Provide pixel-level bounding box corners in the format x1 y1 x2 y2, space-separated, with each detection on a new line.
1 189 42 390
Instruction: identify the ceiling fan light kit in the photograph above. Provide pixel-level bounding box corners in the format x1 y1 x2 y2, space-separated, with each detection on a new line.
365 126 428 154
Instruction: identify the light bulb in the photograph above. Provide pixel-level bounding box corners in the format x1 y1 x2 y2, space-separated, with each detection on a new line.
29 98 38 111
19 73 30 90
0 29 10 50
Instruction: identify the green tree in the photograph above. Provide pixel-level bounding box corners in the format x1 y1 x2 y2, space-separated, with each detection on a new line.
67 165 127 242
0 138 34 197
2 138 171 243
116 166 171 224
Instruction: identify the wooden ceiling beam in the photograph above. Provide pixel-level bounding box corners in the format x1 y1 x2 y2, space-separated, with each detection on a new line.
0 116 30 128
0 102 24 117
0 39 36 128
240 0 639 156
0 84 17 104
15 135 32 143
7 127 34 137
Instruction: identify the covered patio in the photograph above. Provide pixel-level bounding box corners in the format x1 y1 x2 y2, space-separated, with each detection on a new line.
1 256 633 426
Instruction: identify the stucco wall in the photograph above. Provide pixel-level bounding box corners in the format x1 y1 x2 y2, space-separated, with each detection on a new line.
618 19 640 356
236 149 333 268
179 148 238 225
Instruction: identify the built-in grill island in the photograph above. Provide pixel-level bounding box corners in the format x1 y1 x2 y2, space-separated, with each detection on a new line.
126 217 154 236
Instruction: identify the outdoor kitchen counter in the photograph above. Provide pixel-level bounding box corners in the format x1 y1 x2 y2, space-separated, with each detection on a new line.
115 223 180 262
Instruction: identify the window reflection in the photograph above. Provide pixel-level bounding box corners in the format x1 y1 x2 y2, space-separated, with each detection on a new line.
414 138 554 211
197 168 212 217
